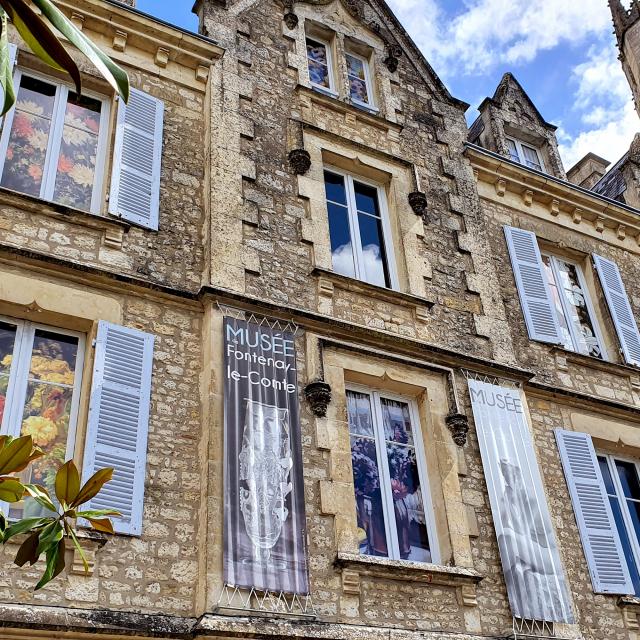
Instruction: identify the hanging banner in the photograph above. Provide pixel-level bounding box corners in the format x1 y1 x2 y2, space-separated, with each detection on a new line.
223 317 309 595
467 379 574 623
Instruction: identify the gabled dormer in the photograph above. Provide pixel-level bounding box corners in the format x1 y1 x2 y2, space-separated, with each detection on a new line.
468 72 566 179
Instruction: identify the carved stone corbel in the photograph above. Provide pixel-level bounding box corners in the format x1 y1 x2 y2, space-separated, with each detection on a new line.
288 149 311 175
383 44 402 73
408 191 428 216
304 380 332 417
445 412 469 447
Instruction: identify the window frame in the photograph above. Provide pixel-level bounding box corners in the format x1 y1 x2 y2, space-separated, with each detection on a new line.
0 315 85 456
0 66 112 215
541 252 608 360
598 452 640 592
324 164 399 290
344 50 376 111
345 382 440 564
505 136 545 172
305 34 338 98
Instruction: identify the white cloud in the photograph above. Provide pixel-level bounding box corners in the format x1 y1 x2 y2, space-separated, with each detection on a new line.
558 45 638 169
387 0 612 77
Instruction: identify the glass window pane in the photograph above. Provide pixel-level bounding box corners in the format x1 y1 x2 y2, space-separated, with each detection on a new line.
307 39 331 88
380 398 414 446
347 390 375 437
9 330 79 520
610 495 640 596
386 443 431 562
351 435 388 557
1 76 57 197
0 322 17 426
327 202 356 279
616 460 640 500
522 144 542 170
52 93 102 211
598 456 616 495
357 212 390 287
346 54 365 80
324 170 347 205
507 139 520 163
555 259 602 359
354 181 379 216
541 256 572 351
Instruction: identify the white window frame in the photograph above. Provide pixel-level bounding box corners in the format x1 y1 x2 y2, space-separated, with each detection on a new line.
506 136 545 172
346 383 440 564
0 67 111 215
305 35 338 98
324 165 399 290
0 316 85 514
344 50 376 111
598 452 640 591
542 253 608 360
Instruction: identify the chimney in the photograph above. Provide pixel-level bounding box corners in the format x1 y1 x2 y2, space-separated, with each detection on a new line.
566 153 610 190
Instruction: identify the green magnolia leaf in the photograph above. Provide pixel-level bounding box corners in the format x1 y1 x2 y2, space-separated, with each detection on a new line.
0 8 15 116
14 530 39 567
4 517 48 542
0 478 26 503
0 435 43 475
75 509 121 519
0 0 80 93
24 484 57 513
35 520 63 558
34 538 65 590
68 527 88 574
31 0 129 102
55 460 80 507
71 468 113 508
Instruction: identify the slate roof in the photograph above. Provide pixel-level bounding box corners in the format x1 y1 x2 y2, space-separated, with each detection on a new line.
591 153 628 203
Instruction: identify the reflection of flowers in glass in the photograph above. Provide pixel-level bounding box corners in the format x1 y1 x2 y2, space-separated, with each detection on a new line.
391 478 408 500
13 112 34 138
0 395 5 422
1 354 12 368
18 100 44 116
22 415 58 446
57 154 74 173
28 165 43 181
30 355 75 385
62 126 91 147
351 438 380 497
29 129 49 152
68 163 94 187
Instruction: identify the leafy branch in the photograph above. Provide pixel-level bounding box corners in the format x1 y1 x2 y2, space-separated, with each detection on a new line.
0 434 119 590
0 0 130 116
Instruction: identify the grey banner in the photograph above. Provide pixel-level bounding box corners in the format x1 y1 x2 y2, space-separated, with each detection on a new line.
468 379 574 623
223 317 309 594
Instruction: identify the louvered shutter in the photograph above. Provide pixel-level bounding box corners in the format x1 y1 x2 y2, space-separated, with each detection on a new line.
82 321 154 535
555 429 633 594
108 88 163 230
593 254 640 366
0 43 18 130
504 226 561 344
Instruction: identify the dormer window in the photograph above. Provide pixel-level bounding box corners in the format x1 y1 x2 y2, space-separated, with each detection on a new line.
345 51 374 109
306 36 336 96
506 137 544 172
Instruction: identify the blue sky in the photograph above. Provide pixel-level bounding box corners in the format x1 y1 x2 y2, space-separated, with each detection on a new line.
136 0 637 169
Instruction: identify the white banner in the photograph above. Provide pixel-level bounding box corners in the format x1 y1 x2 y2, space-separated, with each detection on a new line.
468 379 574 623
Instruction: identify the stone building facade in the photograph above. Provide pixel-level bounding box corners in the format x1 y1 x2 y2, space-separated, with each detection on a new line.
1 0 640 640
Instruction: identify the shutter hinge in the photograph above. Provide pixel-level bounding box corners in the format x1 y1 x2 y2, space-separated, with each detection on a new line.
92 339 97 348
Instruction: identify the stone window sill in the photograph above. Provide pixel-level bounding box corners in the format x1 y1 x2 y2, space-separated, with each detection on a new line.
0 186 131 248
335 551 483 587
297 84 402 135
313 267 435 318
550 345 639 378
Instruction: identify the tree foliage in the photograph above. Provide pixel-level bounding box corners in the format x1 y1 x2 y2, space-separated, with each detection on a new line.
0 435 119 590
0 0 130 116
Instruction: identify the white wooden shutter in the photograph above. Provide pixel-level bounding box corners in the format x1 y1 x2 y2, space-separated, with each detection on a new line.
555 429 633 594
593 254 640 366
108 88 163 230
82 321 154 535
504 226 561 344
0 43 18 130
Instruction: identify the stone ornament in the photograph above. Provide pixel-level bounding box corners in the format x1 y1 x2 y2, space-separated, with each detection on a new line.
408 191 428 216
283 11 299 29
445 412 469 447
304 380 332 417
383 44 402 73
288 149 312 175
